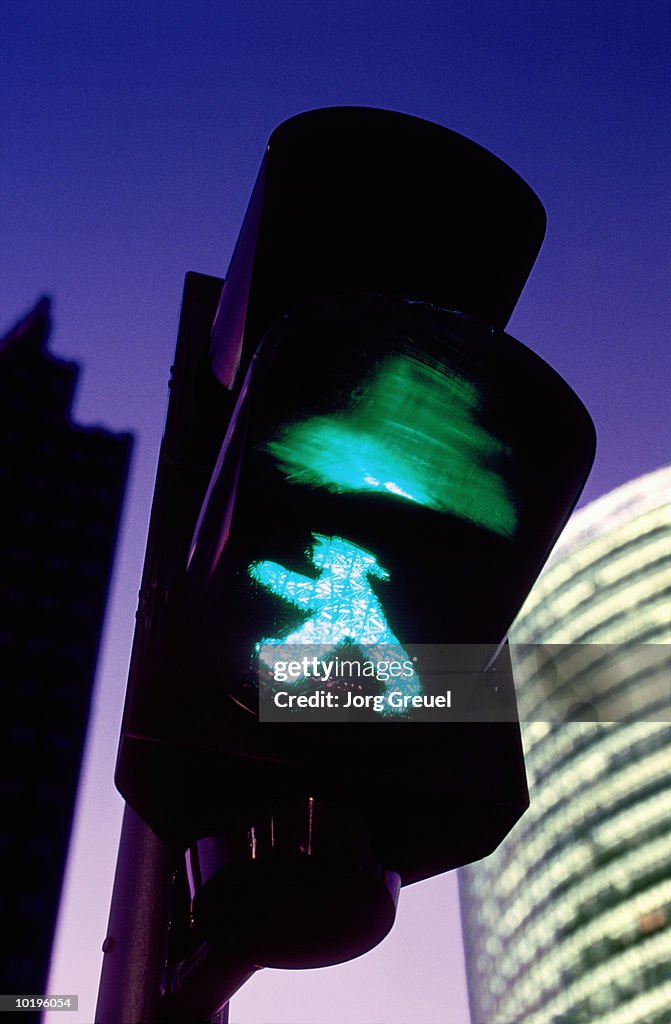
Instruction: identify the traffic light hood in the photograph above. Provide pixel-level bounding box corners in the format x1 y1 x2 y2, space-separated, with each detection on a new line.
211 106 547 388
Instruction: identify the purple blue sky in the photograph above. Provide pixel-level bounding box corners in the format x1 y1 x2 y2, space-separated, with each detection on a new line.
1 2 669 1022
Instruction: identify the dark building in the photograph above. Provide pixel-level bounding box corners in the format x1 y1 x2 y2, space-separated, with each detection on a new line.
0 298 132 1002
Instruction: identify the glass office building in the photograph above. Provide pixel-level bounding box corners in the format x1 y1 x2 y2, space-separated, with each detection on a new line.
460 466 671 1024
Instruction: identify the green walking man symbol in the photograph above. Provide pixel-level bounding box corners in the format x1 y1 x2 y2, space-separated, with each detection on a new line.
249 533 421 713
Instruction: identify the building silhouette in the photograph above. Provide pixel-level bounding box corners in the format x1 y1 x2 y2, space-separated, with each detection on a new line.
460 466 671 1024
0 298 132 1001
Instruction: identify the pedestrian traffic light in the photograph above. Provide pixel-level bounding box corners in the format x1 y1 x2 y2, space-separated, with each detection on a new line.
187 292 594 725
115 108 596 971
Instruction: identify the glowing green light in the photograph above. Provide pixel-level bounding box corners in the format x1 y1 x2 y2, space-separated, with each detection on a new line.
264 354 517 537
250 533 421 715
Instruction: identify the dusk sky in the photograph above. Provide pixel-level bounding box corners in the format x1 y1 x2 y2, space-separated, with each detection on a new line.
2 2 669 1022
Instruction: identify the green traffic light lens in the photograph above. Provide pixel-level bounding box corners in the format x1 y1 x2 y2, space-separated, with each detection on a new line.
264 351 517 538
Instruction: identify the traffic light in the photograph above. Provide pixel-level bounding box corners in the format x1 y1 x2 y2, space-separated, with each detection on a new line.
115 108 596 970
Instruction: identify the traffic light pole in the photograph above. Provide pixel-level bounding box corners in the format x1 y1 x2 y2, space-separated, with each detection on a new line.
97 273 243 1022
96 805 175 1024
95 801 241 1022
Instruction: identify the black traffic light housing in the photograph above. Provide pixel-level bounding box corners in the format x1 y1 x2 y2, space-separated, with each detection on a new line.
209 106 546 387
115 108 596 970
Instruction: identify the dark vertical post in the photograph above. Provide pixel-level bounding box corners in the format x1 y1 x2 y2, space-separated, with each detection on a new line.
96 273 228 1021
95 806 174 1023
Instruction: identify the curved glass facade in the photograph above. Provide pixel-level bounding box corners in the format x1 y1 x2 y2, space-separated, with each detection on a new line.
460 466 671 1024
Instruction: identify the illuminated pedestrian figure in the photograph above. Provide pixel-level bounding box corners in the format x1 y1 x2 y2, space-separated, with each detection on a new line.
249 534 421 714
